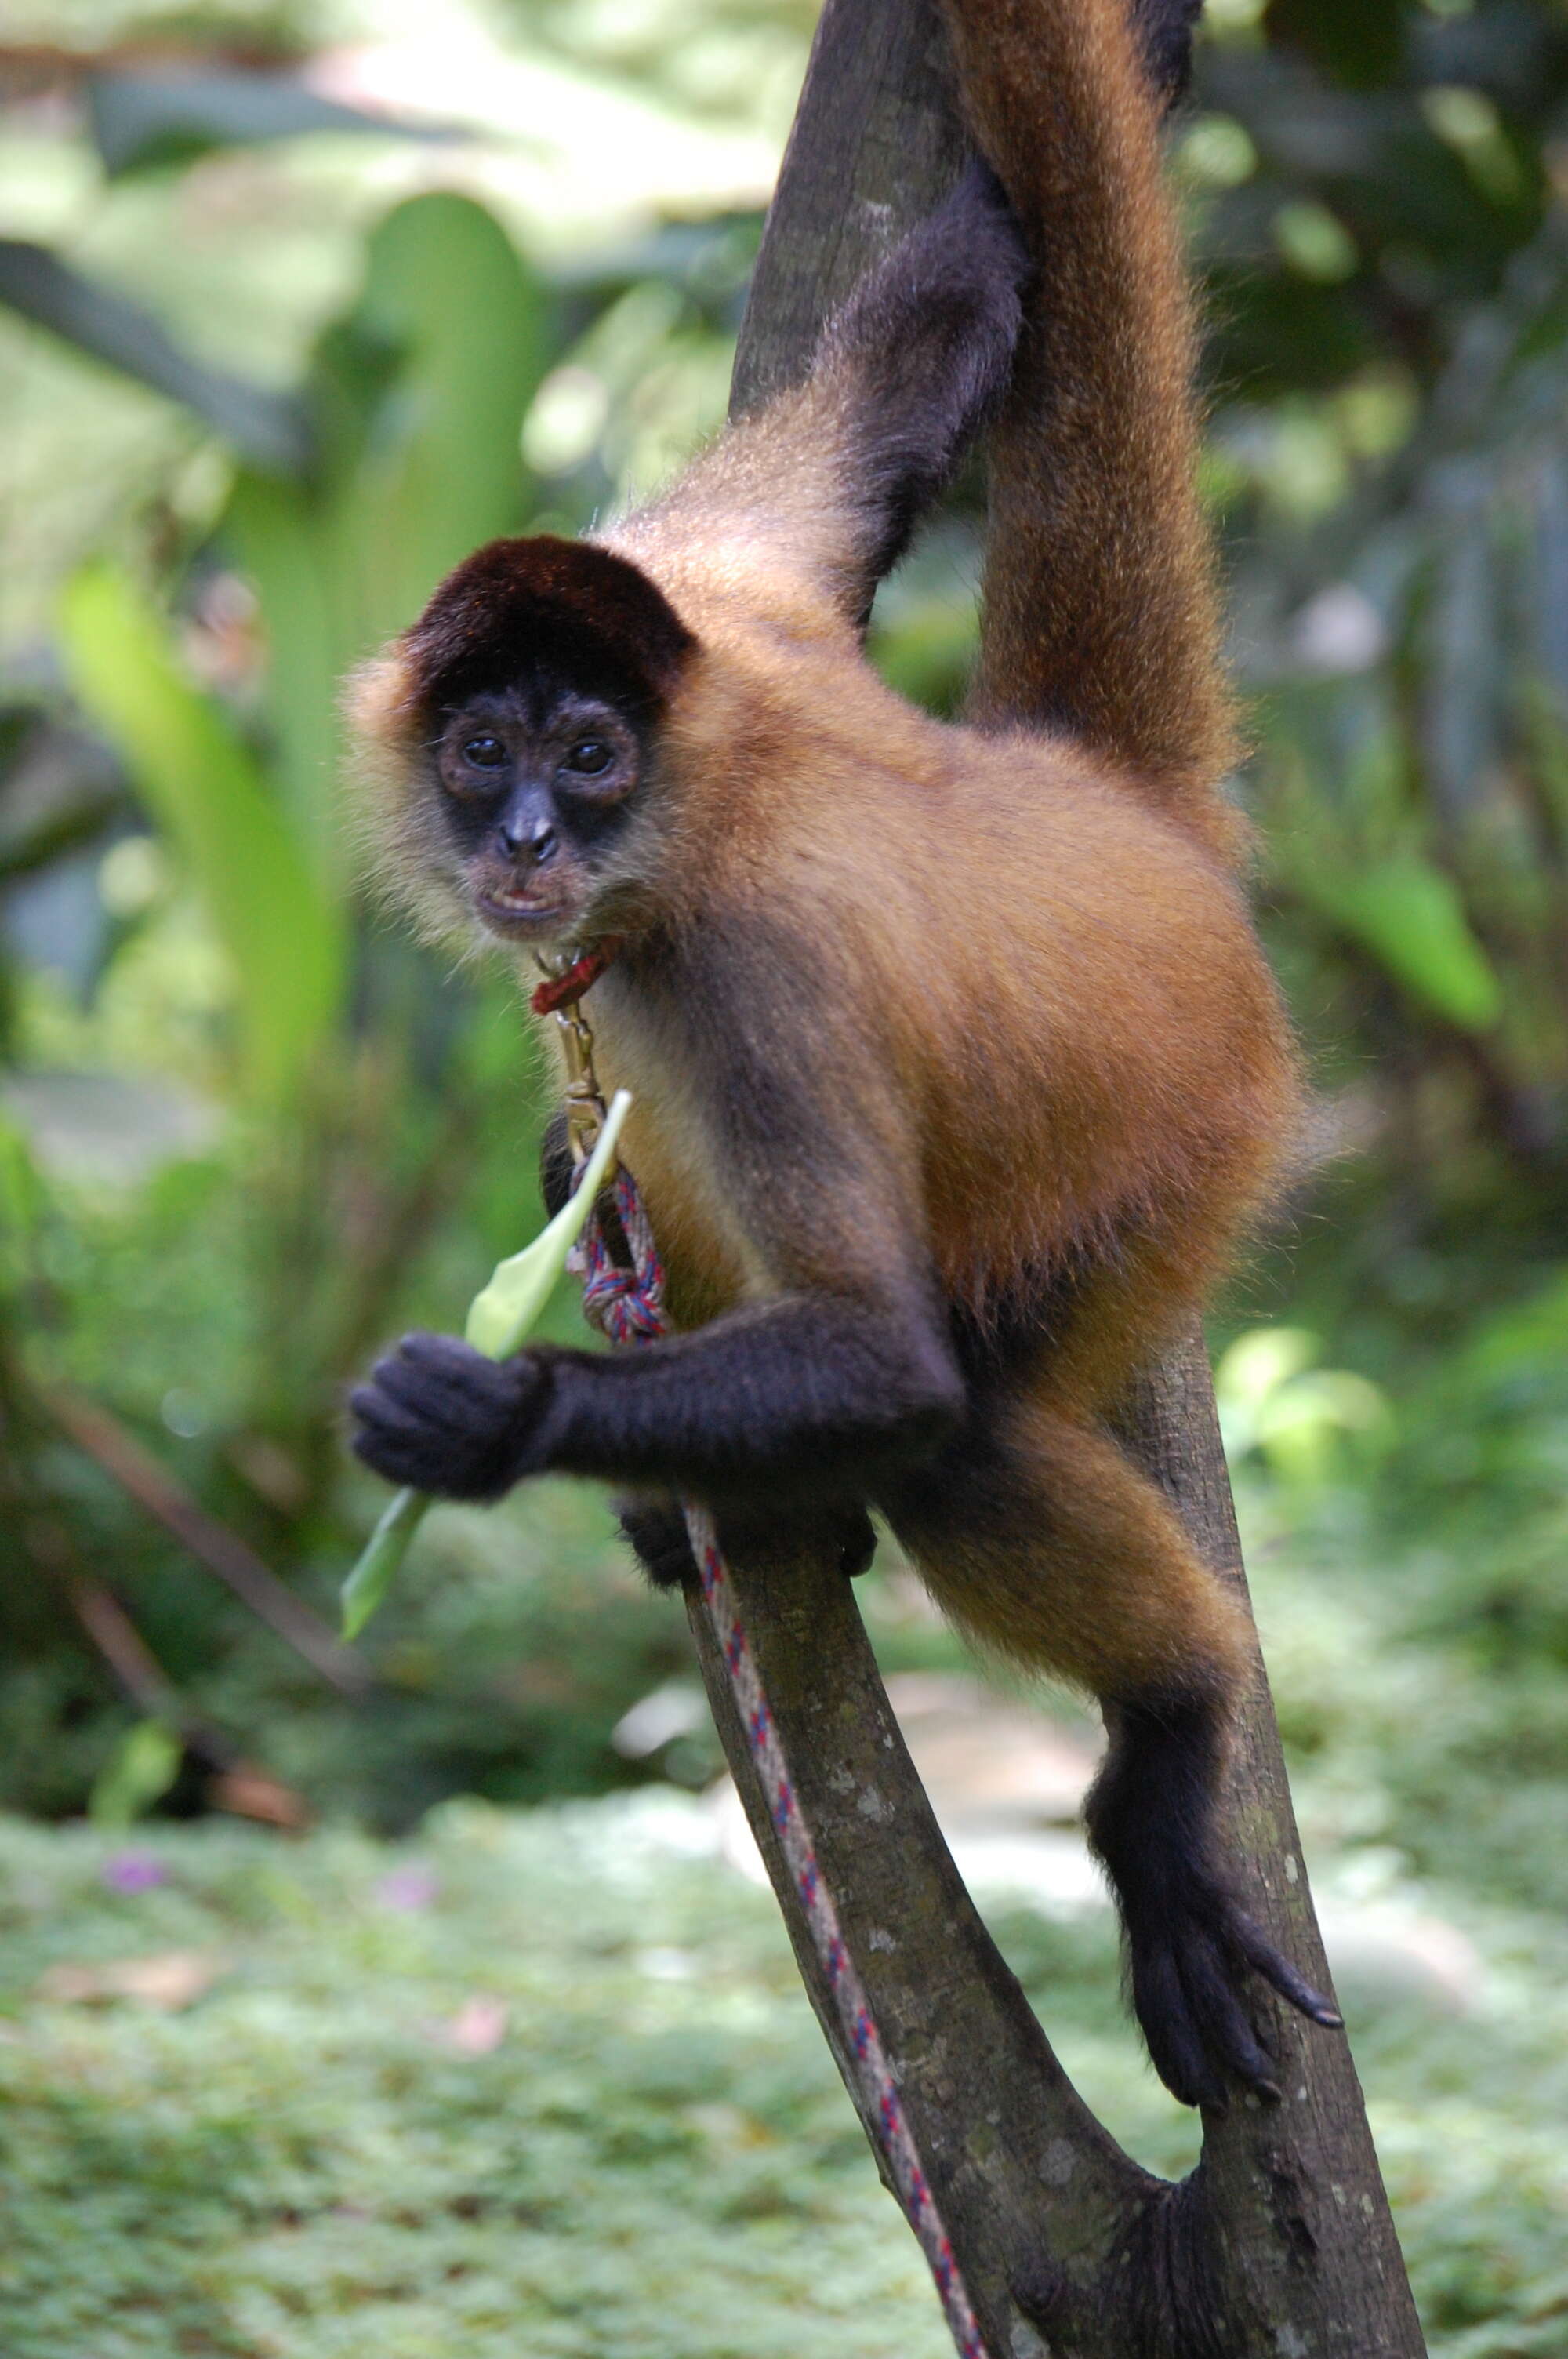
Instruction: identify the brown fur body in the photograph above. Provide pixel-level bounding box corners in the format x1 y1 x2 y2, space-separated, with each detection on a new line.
543 562 1294 1699
348 0 1338 2108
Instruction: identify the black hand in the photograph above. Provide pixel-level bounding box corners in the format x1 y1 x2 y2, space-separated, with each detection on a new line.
350 1332 550 1502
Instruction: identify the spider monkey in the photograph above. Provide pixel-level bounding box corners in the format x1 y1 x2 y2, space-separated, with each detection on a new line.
347 0 1342 2110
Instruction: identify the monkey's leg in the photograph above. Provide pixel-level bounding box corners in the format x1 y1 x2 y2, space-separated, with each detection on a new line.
884 1398 1339 2110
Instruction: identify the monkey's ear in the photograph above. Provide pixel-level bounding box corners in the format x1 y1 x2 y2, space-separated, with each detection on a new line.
345 649 420 755
400 536 697 718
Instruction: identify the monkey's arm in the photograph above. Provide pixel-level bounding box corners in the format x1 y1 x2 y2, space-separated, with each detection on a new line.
351 1281 961 1507
612 164 1026 631
807 161 1026 616
532 1111 879 1584
616 1491 876 1591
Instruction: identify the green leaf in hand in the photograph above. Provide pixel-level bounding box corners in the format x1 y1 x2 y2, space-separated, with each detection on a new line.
340 1091 631 1640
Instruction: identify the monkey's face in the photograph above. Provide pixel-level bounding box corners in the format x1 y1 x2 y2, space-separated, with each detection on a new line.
346 536 695 958
428 676 644 951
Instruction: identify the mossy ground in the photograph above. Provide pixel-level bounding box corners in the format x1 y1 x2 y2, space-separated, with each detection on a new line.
1 1763 1565 2358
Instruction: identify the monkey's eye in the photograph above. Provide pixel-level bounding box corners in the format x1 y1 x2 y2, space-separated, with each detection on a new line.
462 734 506 770
563 739 613 776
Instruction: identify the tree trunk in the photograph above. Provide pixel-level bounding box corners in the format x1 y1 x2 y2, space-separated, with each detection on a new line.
684 3 1428 2353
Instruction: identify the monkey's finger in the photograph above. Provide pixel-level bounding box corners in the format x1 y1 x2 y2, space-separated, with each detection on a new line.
1178 1928 1279 2099
392 1330 483 1372
365 1358 517 1438
381 1333 512 1407
393 1335 546 1427
349 1379 470 1445
348 1380 410 1431
349 1419 430 1483
359 1373 488 1439
1228 1911 1344 2029
351 1412 498 1496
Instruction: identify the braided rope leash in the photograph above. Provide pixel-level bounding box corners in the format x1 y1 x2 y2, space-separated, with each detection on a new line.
568 1161 991 2359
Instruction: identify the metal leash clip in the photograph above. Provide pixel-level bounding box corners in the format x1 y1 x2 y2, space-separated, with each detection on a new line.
534 947 612 1170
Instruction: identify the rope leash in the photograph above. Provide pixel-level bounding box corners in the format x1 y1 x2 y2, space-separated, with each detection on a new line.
567 1154 991 2359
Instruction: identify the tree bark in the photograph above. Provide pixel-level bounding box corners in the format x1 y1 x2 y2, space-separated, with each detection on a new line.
685 3 1428 2354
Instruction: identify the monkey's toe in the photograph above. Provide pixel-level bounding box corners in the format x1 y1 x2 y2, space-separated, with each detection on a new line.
1127 1890 1340 2110
1132 1933 1232 2110
1226 1906 1344 2030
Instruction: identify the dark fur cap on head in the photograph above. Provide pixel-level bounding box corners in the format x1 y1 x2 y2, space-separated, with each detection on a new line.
401 536 696 718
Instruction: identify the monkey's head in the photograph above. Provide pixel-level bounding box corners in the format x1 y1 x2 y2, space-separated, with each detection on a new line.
348 536 695 957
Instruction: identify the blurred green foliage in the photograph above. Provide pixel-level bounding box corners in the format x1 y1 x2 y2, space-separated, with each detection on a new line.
3 1 1568 2343
0 0 832 1831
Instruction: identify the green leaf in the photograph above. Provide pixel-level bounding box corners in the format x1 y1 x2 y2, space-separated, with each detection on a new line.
340 1488 432 1645
222 473 343 875
1300 853 1503 1033
464 1090 631 1357
58 565 347 1100
323 192 552 655
0 239 309 476
341 1092 632 1638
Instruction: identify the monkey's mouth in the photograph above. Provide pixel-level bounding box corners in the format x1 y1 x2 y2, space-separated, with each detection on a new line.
473 884 575 936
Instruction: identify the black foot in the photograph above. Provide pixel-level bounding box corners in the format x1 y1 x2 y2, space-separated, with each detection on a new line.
1123 1875 1341 2111
1086 1691 1342 2110
618 1498 699 1590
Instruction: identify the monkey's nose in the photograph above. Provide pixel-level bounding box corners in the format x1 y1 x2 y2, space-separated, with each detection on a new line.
499 816 557 866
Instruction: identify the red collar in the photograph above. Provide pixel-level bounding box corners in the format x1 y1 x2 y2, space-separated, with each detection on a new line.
529 939 622 1016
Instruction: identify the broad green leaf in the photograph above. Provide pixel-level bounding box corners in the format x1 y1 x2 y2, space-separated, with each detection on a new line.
223 474 343 875
0 239 309 477
342 1092 632 1639
1299 853 1503 1033
58 565 346 1100
322 192 551 656
1254 1370 1395 1488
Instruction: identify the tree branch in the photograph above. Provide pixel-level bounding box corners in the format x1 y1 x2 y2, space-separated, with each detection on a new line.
686 2 1427 2353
